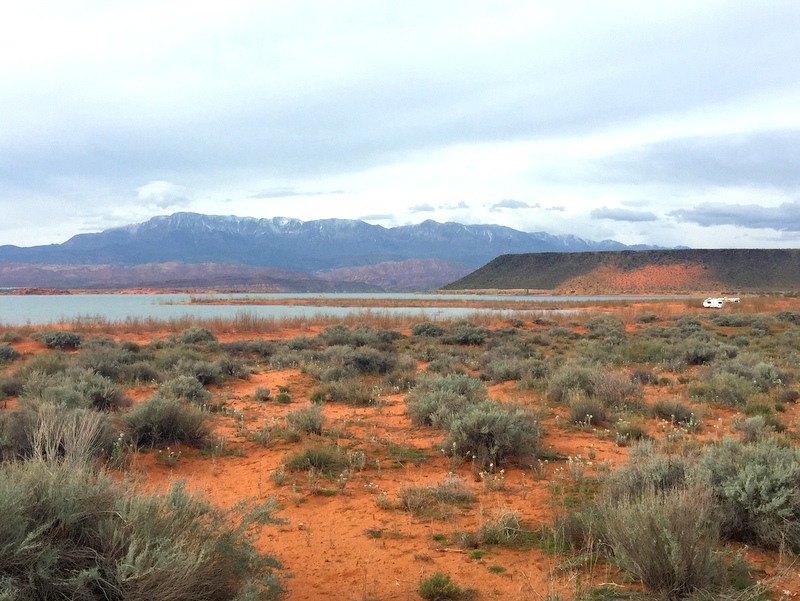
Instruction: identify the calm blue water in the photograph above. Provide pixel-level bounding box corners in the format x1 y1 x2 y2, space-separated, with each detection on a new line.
0 292 674 326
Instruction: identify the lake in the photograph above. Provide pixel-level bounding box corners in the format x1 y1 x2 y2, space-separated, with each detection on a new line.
0 292 669 326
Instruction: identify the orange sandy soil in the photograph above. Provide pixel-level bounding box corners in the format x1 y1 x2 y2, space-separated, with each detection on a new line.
5 306 800 600
556 264 725 295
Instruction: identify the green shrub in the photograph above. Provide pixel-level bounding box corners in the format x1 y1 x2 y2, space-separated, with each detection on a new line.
443 322 489 345
568 395 607 426
445 401 540 468
22 367 129 411
698 438 800 550
285 444 346 475
172 358 222 386
412 322 446 337
120 360 161 385
0 375 24 398
0 460 283 601
652 399 695 425
688 372 757 406
215 356 251 380
253 386 271 402
546 363 598 402
125 395 211 447
286 405 325 435
179 326 218 344
0 343 20 363
418 572 471 601
405 373 486 428
159 375 212 404
345 346 397 375
0 331 22 343
599 486 724 599
482 357 546 382
30 330 83 350
0 403 114 461
399 474 476 517
309 380 374 406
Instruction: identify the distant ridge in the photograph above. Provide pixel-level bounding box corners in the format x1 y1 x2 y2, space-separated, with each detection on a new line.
442 249 800 293
0 212 665 291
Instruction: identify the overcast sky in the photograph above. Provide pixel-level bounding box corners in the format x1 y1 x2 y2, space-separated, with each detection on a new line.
2 1 800 249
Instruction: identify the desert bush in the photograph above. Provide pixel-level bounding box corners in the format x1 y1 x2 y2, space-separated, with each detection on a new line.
666 336 738 369
0 403 114 461
418 572 471 601
120 360 162 385
482 357 546 382
614 419 650 446
285 443 346 475
698 437 800 550
443 322 489 345
630 368 656 384
398 474 476 517
405 373 486 428
652 399 696 425
585 315 626 343
604 442 693 502
546 363 599 402
592 370 643 408
688 372 757 406
568 394 607 426
345 346 397 375
714 357 790 392
475 509 526 546
253 386 271 402
221 338 275 357
445 401 540 468
0 375 24 398
215 355 251 380
172 358 222 386
599 486 724 599
30 330 83 350
268 348 306 368
286 405 325 435
125 395 211 447
412 321 446 337
777 388 800 403
0 460 283 601
634 312 659 324
75 344 137 379
730 415 775 443
310 379 375 406
0 331 22 343
179 325 218 344
0 343 20 363
22 367 129 411
159 375 212 404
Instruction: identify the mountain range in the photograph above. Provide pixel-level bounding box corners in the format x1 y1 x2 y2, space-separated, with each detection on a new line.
0 212 660 291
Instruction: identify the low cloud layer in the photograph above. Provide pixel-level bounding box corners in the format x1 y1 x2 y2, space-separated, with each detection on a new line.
671 200 800 231
591 206 658 222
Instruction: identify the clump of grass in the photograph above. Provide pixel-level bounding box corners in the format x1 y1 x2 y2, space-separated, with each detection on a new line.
125 395 211 447
599 486 724 599
0 343 21 363
285 443 347 475
398 474 476 518
652 399 695 425
418 572 474 601
0 459 284 600
286 405 325 435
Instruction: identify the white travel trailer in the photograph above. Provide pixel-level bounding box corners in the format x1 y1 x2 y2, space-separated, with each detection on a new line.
703 298 724 308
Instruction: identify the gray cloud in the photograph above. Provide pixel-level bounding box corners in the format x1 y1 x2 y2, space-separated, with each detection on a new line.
670 200 800 231
601 130 800 189
135 181 190 209
359 213 394 221
591 206 658 222
409 203 435 213
249 188 345 199
488 199 537 212
441 201 469 210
